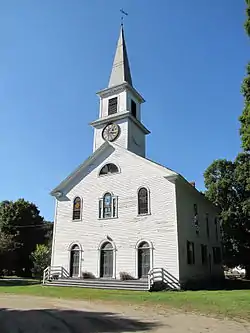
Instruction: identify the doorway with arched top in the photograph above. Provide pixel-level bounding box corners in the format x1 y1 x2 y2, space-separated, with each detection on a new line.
138 241 150 279
100 242 114 278
69 244 80 277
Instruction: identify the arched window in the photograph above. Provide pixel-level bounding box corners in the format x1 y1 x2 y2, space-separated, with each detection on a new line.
138 187 149 215
99 163 119 176
72 197 81 220
99 192 118 219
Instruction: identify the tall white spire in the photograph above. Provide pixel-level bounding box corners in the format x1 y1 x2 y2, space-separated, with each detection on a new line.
108 25 133 88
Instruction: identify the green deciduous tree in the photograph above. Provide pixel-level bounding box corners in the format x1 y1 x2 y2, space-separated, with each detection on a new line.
204 154 250 276
0 199 52 277
0 232 18 276
239 0 250 151
30 244 51 279
204 2 250 276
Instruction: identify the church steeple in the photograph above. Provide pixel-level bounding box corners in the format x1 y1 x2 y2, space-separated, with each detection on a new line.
108 25 133 88
91 25 150 157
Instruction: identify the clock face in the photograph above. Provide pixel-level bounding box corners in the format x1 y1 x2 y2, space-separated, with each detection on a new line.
102 123 120 142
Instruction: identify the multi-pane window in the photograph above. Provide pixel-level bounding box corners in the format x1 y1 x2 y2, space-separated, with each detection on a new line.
131 99 137 118
215 217 218 241
108 97 118 115
99 163 119 176
206 213 210 238
99 192 118 219
138 187 149 215
193 204 199 235
201 244 208 265
213 247 222 264
72 197 81 220
187 241 195 265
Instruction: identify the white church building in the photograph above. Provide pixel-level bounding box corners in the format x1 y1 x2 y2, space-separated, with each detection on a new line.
49 26 223 290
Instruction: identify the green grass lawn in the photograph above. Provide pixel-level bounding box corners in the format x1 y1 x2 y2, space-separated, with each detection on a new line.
0 282 250 320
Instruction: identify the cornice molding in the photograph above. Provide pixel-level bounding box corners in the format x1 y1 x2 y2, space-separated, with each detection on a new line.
90 111 150 135
96 82 145 103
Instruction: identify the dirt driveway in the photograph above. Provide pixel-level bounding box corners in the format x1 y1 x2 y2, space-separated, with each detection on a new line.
0 294 249 333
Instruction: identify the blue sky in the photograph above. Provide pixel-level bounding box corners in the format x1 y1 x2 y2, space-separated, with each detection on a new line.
0 1 248 221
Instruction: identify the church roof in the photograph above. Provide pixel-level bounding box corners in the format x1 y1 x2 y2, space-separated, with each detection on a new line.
108 25 133 88
50 141 216 209
50 142 177 197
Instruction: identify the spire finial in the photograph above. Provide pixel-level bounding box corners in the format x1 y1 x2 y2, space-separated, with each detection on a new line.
120 8 128 26
108 18 132 88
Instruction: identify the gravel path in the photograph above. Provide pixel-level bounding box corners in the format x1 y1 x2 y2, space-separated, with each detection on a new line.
0 294 249 333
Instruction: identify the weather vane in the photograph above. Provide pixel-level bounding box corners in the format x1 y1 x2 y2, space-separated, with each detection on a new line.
120 8 128 26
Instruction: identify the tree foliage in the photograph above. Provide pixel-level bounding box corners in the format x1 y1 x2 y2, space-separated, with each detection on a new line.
30 244 51 279
0 233 14 255
239 0 250 151
0 199 53 277
245 0 250 36
204 2 250 276
204 154 250 271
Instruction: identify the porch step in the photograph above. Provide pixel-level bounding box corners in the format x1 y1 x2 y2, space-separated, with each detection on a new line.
44 278 148 291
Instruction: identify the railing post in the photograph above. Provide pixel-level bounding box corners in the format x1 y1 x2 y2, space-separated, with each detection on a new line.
61 267 63 278
42 268 46 285
148 270 151 291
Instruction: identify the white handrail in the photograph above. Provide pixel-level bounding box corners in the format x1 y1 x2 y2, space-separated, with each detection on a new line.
148 267 180 290
42 266 70 284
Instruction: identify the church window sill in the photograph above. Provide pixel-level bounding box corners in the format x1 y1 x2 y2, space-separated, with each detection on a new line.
137 213 151 217
98 216 118 221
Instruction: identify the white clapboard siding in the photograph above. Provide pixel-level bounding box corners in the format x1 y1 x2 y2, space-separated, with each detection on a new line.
51 145 179 280
176 180 223 284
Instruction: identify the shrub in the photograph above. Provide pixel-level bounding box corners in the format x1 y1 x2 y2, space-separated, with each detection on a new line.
119 272 135 281
30 244 50 280
82 271 95 279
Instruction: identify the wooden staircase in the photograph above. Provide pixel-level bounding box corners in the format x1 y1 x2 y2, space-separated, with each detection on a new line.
44 277 148 291
43 266 180 291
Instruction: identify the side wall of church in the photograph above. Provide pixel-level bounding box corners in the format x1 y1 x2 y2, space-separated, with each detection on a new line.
51 147 180 281
175 180 223 286
127 119 146 157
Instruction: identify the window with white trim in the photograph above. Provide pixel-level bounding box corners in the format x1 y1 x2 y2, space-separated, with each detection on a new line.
213 247 222 264
187 241 195 265
131 99 137 118
99 192 118 219
138 187 150 215
108 97 118 115
201 244 208 265
206 213 210 238
193 203 199 235
99 163 119 176
215 217 218 241
72 197 81 220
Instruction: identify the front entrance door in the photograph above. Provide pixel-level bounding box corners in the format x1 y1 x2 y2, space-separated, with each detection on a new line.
138 242 150 278
100 242 113 278
70 245 80 277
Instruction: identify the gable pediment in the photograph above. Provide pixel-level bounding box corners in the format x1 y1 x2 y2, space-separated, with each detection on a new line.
50 142 115 197
51 141 178 199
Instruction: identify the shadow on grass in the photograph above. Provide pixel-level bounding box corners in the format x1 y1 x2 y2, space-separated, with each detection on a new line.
224 278 250 290
184 278 250 291
0 279 40 287
0 308 160 333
